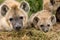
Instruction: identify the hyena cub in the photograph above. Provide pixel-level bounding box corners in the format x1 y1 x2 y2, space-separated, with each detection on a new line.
43 0 60 22
29 10 56 32
0 0 30 31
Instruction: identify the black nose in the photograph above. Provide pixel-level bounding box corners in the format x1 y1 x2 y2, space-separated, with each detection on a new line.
16 26 21 30
44 30 48 33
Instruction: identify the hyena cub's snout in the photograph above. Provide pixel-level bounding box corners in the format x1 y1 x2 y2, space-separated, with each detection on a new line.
9 16 23 30
40 24 50 32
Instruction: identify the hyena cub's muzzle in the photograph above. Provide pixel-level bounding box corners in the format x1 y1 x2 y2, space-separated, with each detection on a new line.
9 17 23 30
40 24 50 32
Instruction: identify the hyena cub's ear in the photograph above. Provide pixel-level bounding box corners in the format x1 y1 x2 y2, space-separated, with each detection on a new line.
20 1 30 13
51 15 56 25
50 0 55 5
1 5 9 16
33 17 39 25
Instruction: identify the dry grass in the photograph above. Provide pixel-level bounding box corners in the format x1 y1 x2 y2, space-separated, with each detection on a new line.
0 23 60 40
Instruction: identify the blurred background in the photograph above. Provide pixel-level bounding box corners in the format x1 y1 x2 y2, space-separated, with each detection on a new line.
0 0 43 17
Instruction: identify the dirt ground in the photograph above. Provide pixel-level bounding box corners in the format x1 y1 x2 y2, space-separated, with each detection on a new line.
0 23 60 40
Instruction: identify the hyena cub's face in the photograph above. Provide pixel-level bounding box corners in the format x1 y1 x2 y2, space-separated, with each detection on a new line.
0 0 30 31
6 8 25 30
31 10 56 32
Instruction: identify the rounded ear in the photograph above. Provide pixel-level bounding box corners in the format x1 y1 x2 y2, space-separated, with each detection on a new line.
20 1 30 13
33 17 39 25
51 15 56 25
50 0 55 5
1 5 9 16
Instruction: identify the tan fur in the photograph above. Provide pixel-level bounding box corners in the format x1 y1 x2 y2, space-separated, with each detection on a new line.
29 10 56 32
43 0 50 6
0 0 30 31
43 0 53 12
43 0 60 12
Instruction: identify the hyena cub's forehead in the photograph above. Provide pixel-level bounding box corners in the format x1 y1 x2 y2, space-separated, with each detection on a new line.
32 10 52 22
37 10 52 18
34 10 56 24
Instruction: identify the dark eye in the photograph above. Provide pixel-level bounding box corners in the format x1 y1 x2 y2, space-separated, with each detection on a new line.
47 24 50 27
40 25 44 27
9 18 13 21
19 17 23 19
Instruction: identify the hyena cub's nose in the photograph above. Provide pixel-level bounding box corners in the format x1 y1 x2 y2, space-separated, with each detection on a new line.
15 26 21 30
44 30 48 33
43 29 48 33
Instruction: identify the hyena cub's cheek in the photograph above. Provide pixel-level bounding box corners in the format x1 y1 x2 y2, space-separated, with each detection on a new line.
20 1 30 13
1 5 9 16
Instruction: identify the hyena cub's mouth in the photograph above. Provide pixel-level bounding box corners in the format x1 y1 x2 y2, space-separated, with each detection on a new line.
56 7 60 22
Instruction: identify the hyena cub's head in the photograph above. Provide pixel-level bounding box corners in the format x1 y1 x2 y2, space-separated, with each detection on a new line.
0 0 30 31
31 10 56 33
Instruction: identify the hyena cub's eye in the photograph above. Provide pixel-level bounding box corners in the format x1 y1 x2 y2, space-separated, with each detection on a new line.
9 18 14 21
40 25 44 27
19 16 23 19
47 24 50 27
